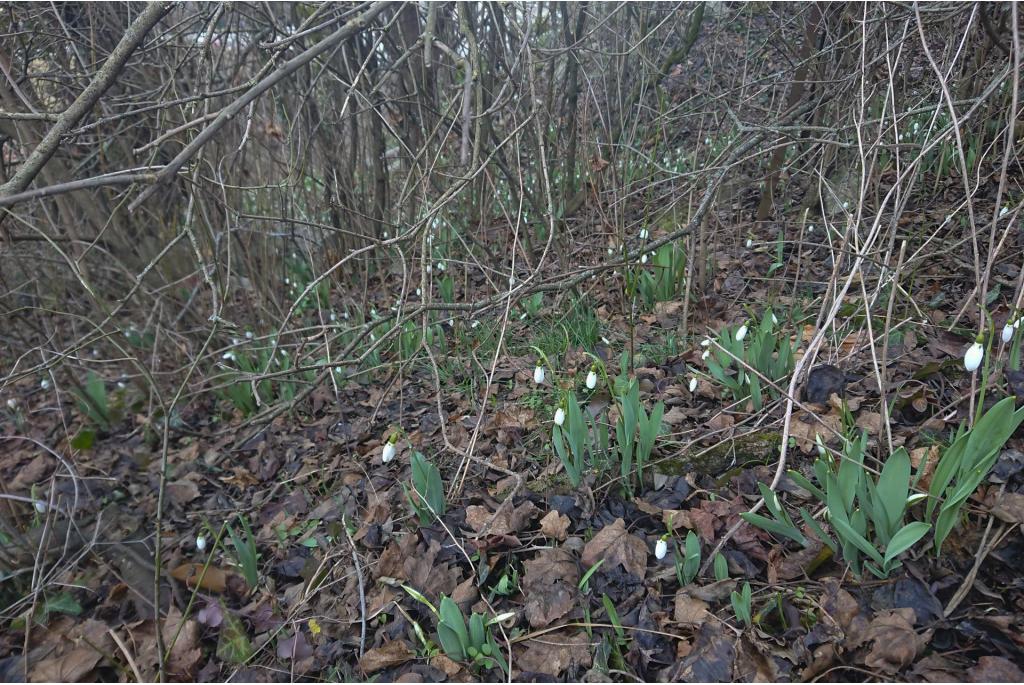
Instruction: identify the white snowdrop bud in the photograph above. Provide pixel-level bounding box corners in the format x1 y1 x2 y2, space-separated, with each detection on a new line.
437 262 445 272
1002 323 1014 343
639 228 649 240
807 225 815 233
1000 206 1009 218
35 500 47 513
471 320 480 328
689 377 698 393
745 238 752 248
771 312 778 325
964 341 984 372
245 331 254 339
607 247 614 255
416 288 422 296
654 538 668 560
196 535 207 551
533 365 546 384
641 253 648 264
843 201 850 210
704 137 711 145
701 349 711 361
284 278 290 285
736 324 748 342
554 407 566 426
6 399 16 410
586 370 598 390
700 338 711 347
40 379 50 390
382 438 397 464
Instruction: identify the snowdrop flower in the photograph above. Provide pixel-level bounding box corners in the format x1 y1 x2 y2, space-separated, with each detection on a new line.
771 312 778 325
586 368 598 390
92 349 99 357
601 337 611 346
342 312 349 320
641 253 648 264
416 288 422 297
807 224 815 233
284 278 290 285
639 227 649 240
689 377 698 393
196 534 207 552
35 500 47 513
607 247 614 255
554 406 566 426
843 201 850 210
382 435 398 463
7 398 17 410
700 338 711 347
222 351 236 361
704 137 711 145
383 231 389 238
471 320 480 328
1003 321 1016 343
745 238 753 248
964 339 984 372
436 261 445 272
701 349 711 361
40 379 50 390
1000 206 1009 218
117 382 126 390
735 323 749 342
654 536 668 560
533 365 546 385
245 331 254 339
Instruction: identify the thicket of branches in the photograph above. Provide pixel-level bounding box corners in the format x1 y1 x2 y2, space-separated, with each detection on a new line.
1 1 1020 437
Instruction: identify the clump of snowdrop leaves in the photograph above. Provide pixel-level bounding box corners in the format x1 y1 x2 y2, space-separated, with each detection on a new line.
964 335 984 372
382 433 399 463
654 535 669 560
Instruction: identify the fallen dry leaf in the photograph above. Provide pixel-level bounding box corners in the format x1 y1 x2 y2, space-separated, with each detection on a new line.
539 510 570 541
989 491 1024 524
859 609 928 674
967 655 1024 682
359 640 413 674
522 547 579 628
516 630 593 676
673 592 709 625
581 518 647 580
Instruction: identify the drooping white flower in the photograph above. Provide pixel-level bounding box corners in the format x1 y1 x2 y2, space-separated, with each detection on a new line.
736 324 749 342
586 370 598 390
554 407 566 426
654 538 668 560
1000 206 1009 218
771 312 778 325
964 341 984 372
196 534 207 551
246 330 254 338
700 338 711 347
6 398 16 410
35 500 47 513
745 238 752 248
639 228 649 240
689 377 698 393
436 261 446 272
533 365 546 384
382 437 397 463
640 253 648 264
40 379 50 390
807 224 815 233
704 137 711 145
701 349 710 361
1003 322 1015 343
843 201 850 210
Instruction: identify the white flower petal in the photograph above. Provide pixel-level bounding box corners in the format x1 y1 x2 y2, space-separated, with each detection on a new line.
196 535 207 551
1003 323 1014 343
382 441 396 463
533 366 546 384
654 539 668 560
586 370 598 390
964 342 984 372
736 324 748 342
554 407 565 426
689 377 698 393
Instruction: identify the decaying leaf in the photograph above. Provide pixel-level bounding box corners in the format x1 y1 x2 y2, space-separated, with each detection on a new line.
581 518 647 580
